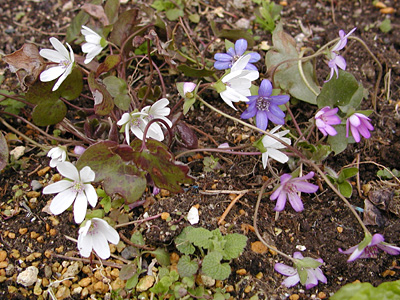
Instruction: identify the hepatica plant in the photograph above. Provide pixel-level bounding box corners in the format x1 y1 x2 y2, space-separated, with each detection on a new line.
1 0 396 295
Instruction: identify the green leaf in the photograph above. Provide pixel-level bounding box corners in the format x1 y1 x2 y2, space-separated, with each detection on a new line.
175 227 196 255
327 125 349 155
95 54 122 77
104 0 119 24
340 167 359 180
125 273 139 290
76 141 147 203
186 227 213 249
223 233 248 260
177 255 198 277
58 68 83 100
130 231 145 245
0 96 25 116
114 94 131 110
26 80 58 105
188 13 200 23
165 8 184 21
265 23 319 104
119 263 137 280
109 9 140 47
338 181 353 198
130 139 194 193
0 132 9 171
149 248 171 267
379 19 392 33
88 72 114 116
331 280 400 300
317 70 365 113
202 252 231 280
103 76 128 97
177 65 215 78
32 99 67 126
296 257 322 269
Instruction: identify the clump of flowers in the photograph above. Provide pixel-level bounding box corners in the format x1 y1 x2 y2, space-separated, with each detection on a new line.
315 106 341 136
81 25 108 64
339 233 400 262
270 172 319 212
39 37 75 91
43 161 97 224
47 146 67 168
77 218 120 259
325 28 356 82
274 252 327 289
346 112 374 142
214 38 261 71
241 79 290 131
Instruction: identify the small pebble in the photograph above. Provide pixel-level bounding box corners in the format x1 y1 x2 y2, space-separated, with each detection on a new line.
136 275 155 292
0 251 7 262
8 232 15 239
19 228 28 235
5 264 14 276
30 180 43 191
55 285 71 299
289 294 300 300
26 191 40 198
0 261 9 269
78 277 91 287
236 268 247 275
318 291 327 299
44 265 52 278
93 281 108 293
11 249 20 259
380 7 395 14
30 232 39 239
244 285 252 293
17 266 39 287
37 166 51 176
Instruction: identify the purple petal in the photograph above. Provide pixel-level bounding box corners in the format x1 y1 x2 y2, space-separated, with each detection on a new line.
314 268 327 284
287 192 304 212
255 110 269 131
267 111 285 125
335 55 347 70
234 39 248 56
248 52 261 63
259 79 273 97
370 234 385 246
293 252 304 259
293 181 319 194
305 269 318 289
274 191 288 211
270 95 290 105
338 245 358 255
378 243 400 255
244 63 258 71
324 124 338 136
214 61 232 70
214 53 233 61
282 274 300 288
297 172 315 181
280 173 293 185
227 47 236 57
241 107 257 120
350 125 361 142
347 246 365 262
274 263 297 276
268 104 285 118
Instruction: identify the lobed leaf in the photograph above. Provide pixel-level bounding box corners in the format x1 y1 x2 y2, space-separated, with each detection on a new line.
202 252 231 280
177 255 198 278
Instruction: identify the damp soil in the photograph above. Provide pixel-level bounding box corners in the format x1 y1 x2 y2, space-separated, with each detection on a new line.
0 0 400 299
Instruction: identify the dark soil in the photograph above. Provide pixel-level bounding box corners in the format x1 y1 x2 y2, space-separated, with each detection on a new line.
1 0 400 299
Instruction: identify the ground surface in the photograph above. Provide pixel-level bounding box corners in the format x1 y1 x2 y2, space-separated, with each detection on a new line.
0 0 400 299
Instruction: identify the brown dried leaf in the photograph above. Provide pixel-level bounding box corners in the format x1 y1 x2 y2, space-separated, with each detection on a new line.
363 199 386 227
81 3 109 26
3 44 45 91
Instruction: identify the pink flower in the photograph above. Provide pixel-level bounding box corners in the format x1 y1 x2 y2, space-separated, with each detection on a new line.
274 252 327 289
346 113 374 142
315 106 341 136
271 172 319 212
339 233 400 262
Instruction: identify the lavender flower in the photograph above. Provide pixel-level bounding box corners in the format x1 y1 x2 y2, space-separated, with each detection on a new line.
241 79 289 131
274 252 327 289
346 112 374 142
325 28 356 82
315 106 341 136
270 172 319 212
339 233 400 262
214 39 261 71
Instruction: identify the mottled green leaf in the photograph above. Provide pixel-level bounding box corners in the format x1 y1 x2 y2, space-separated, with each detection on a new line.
148 248 171 267
266 23 319 104
327 125 349 155
88 72 114 115
223 233 247 260
202 252 231 280
104 0 119 24
59 68 83 100
32 99 67 126
109 9 140 47
175 227 196 255
177 65 215 78
95 54 121 77
177 255 198 277
131 139 194 193
165 8 184 21
76 141 147 203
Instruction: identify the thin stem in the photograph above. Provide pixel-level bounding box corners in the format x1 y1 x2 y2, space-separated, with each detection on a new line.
285 103 302 137
253 180 294 262
298 49 319 96
175 147 261 159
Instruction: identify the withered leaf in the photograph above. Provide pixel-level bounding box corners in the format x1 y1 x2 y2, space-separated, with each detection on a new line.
3 43 45 91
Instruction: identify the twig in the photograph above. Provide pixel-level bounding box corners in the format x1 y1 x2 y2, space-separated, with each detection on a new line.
218 191 247 225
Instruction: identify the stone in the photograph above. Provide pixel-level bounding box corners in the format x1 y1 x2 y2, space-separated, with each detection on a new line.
111 278 125 290
44 265 52 278
55 285 71 300
136 275 155 292
63 261 83 279
30 180 43 191
93 281 108 293
79 277 92 287
0 250 7 262
17 266 39 287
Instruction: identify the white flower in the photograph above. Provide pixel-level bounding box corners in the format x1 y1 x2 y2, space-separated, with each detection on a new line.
117 98 172 143
220 54 259 110
47 146 67 168
187 206 199 225
261 125 291 168
42 162 98 224
141 98 173 141
81 26 107 64
77 218 120 259
39 37 75 91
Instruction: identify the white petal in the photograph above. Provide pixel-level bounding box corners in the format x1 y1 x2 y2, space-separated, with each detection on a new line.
262 152 269 169
73 192 88 224
268 148 289 164
49 188 76 215
57 161 80 181
40 66 65 82
39 49 65 63
95 219 120 244
117 113 131 126
80 166 95 182
84 184 98 207
52 65 72 91
92 231 111 259
231 54 251 71
78 231 93 257
49 37 70 60
43 180 73 194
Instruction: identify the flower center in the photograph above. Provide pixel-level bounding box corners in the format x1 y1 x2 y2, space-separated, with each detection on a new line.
59 60 71 69
72 181 84 193
286 183 297 195
88 222 99 235
256 97 271 111
364 245 379 258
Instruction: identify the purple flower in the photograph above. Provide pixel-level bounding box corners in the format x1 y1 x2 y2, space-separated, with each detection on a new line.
270 172 319 212
339 233 400 262
214 39 261 71
325 28 356 82
315 106 341 136
274 252 327 289
241 79 290 131
346 112 374 142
